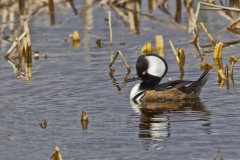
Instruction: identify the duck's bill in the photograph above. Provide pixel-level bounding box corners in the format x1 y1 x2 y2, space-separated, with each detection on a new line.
125 76 141 83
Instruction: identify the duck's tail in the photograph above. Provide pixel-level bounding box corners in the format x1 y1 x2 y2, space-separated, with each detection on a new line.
185 70 209 97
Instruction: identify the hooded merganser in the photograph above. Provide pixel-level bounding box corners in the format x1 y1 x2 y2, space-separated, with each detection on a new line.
130 54 209 103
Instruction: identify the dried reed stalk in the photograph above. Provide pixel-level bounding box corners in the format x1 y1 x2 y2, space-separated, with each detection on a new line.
108 11 113 45
213 42 223 59
175 0 182 23
49 146 63 160
18 0 25 15
48 0 55 25
225 64 229 90
17 38 22 77
200 2 240 12
109 50 131 73
199 22 216 44
5 30 28 57
169 40 180 67
229 56 239 78
193 2 240 32
155 35 164 57
5 22 32 81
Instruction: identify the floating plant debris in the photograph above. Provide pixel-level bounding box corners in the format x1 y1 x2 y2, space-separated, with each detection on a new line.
34 51 40 60
39 119 47 129
200 61 213 71
218 69 227 81
69 31 80 42
119 42 126 45
140 42 153 55
81 111 88 129
96 37 102 48
49 146 63 160
44 53 48 59
229 55 239 78
81 111 88 122
155 35 164 57
68 31 80 48
213 42 223 59
64 37 68 42
4 23 32 82
176 48 185 79
176 48 185 69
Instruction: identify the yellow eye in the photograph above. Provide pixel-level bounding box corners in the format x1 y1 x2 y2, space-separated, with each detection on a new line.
142 71 146 75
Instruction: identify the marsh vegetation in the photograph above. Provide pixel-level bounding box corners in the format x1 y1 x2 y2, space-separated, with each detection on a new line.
1 0 240 159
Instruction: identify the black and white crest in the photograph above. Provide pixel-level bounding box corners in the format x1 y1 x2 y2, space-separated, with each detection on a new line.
136 54 168 84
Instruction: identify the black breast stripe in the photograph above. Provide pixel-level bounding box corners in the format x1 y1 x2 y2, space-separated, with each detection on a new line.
132 90 146 103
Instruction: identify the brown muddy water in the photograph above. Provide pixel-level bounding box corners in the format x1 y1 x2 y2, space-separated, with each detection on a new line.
1 1 240 160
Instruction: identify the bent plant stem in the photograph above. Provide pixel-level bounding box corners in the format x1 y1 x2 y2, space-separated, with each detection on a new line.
109 50 131 73
180 67 185 80
199 22 216 45
231 75 235 89
169 40 180 68
108 11 113 45
193 2 240 32
225 64 229 90
200 2 240 12
5 30 28 57
17 38 22 77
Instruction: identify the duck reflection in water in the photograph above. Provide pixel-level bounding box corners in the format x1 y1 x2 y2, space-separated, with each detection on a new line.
130 99 210 151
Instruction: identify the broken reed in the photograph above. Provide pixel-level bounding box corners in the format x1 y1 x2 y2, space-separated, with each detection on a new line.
193 1 240 33
140 35 165 57
48 0 55 25
108 11 113 45
49 146 63 160
81 110 88 129
199 22 215 45
109 50 131 73
18 0 25 15
155 35 164 57
169 40 185 79
213 42 239 89
5 27 32 81
169 40 180 67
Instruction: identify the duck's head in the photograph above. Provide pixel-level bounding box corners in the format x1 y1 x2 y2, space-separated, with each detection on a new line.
136 54 168 85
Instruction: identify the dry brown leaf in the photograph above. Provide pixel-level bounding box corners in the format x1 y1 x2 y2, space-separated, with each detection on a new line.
155 35 164 57
213 42 223 59
96 37 101 48
200 61 213 70
69 31 80 42
176 48 185 69
49 146 63 160
141 42 153 55
218 69 227 81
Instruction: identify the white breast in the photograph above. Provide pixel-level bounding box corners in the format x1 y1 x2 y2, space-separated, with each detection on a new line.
130 83 140 100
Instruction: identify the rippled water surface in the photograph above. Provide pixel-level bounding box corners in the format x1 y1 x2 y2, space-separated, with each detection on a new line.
1 1 240 159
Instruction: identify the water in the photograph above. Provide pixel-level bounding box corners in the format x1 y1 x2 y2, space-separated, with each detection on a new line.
1 1 240 159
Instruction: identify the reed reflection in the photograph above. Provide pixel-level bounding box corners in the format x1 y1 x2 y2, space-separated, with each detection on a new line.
130 99 210 150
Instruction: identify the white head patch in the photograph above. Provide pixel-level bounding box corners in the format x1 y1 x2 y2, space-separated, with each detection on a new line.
146 56 167 78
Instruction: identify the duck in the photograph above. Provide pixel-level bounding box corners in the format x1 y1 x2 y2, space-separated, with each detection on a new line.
130 54 209 103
